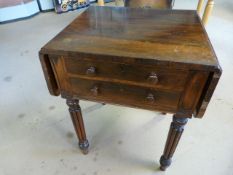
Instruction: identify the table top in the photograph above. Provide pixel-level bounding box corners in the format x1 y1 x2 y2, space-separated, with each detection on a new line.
41 6 220 71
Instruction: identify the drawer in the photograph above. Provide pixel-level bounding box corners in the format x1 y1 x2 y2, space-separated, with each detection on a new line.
64 58 188 91
69 78 181 112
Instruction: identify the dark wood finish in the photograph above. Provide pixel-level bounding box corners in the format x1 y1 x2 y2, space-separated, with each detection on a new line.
41 7 219 72
66 99 89 154
160 115 188 170
64 57 188 91
39 6 222 170
194 71 222 117
177 71 209 116
125 0 174 9
70 77 181 112
39 53 59 96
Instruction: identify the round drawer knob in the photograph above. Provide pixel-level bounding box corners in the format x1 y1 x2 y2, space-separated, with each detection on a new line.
86 66 96 75
147 72 158 84
146 93 155 102
90 85 99 95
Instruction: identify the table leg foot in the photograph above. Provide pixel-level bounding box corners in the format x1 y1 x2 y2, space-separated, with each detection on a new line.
159 115 188 170
79 140 89 154
67 98 89 154
159 155 171 171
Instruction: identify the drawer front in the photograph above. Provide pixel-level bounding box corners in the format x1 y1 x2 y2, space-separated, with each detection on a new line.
65 58 187 91
69 78 181 112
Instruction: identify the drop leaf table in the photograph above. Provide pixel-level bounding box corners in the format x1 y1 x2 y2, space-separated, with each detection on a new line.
39 6 221 170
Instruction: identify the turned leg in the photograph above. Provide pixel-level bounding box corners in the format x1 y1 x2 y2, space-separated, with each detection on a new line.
66 99 89 154
197 0 204 15
98 0 105 6
115 0 122 6
202 0 214 25
160 115 188 171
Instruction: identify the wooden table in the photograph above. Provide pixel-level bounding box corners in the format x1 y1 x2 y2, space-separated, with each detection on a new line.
39 6 221 171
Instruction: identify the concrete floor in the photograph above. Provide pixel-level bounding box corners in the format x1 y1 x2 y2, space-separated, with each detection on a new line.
0 0 233 174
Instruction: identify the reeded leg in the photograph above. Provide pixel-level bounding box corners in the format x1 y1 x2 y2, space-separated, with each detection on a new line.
160 115 188 171
67 99 89 154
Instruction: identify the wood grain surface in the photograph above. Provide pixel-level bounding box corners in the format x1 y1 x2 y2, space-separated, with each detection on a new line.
41 6 219 71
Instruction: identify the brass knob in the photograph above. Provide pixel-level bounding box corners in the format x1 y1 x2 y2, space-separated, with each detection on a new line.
147 72 158 84
86 66 96 75
90 85 99 95
146 93 155 102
